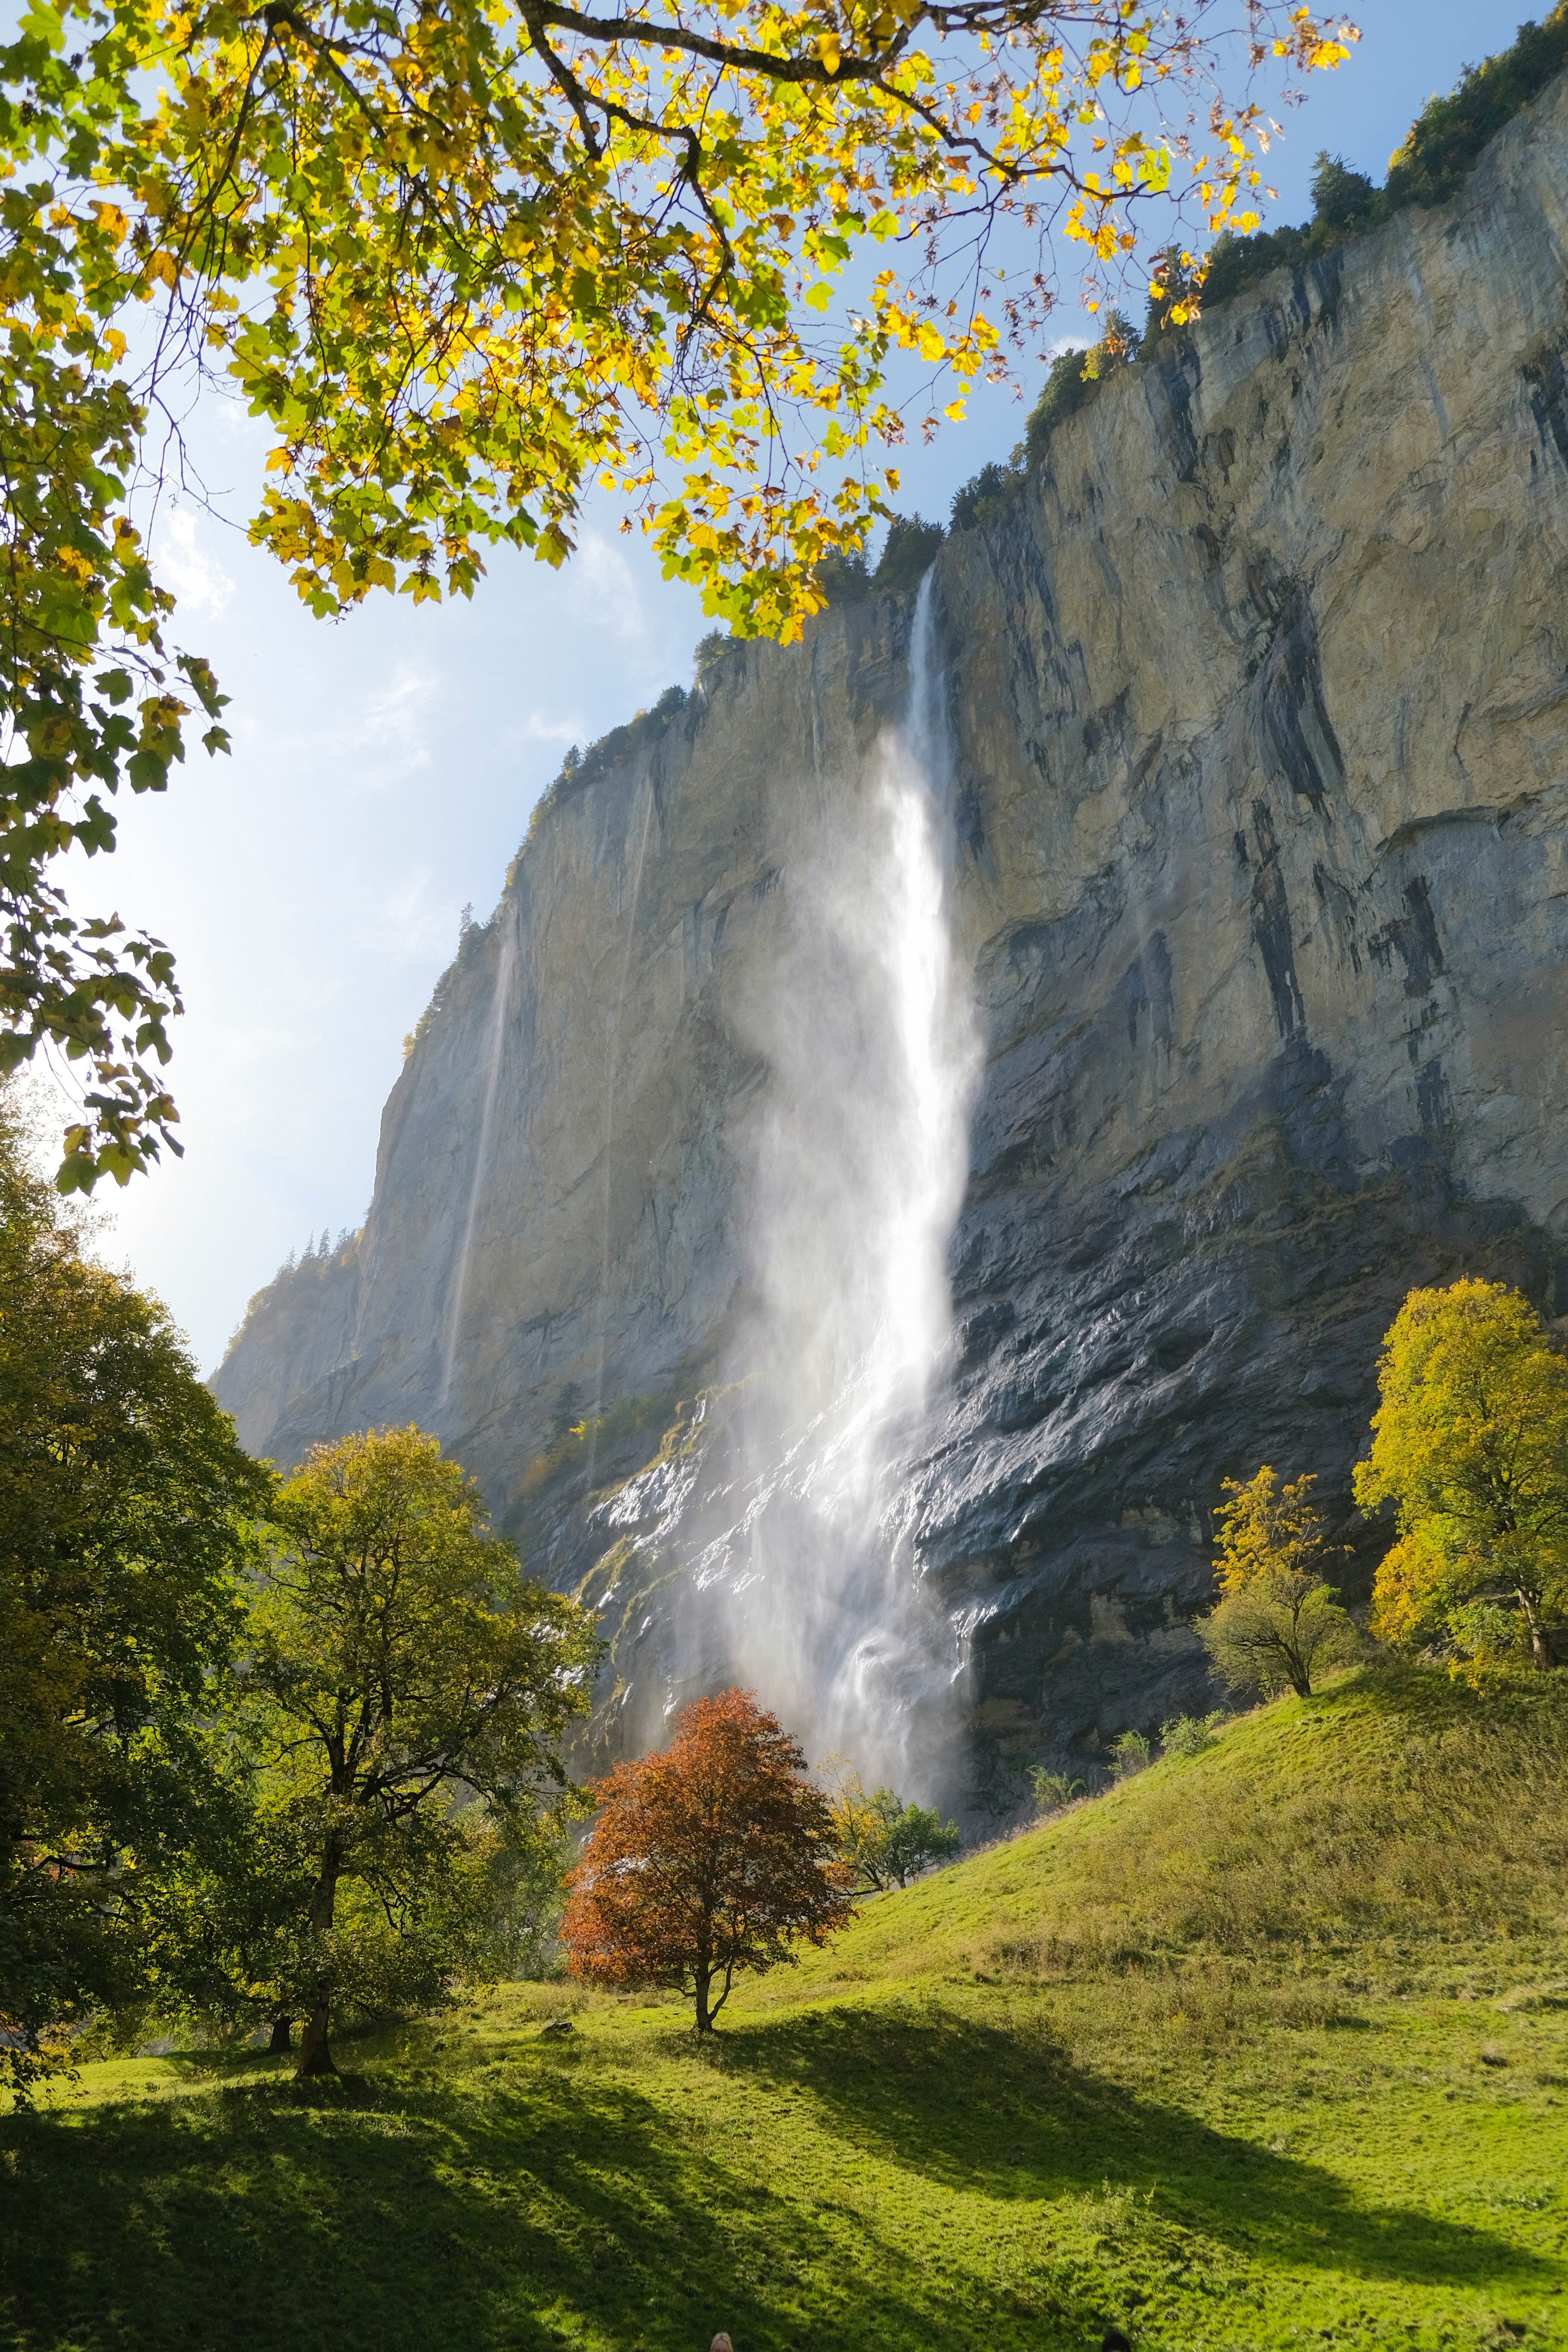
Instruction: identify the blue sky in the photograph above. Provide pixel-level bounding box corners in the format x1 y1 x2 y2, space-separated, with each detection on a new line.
67 0 1501 1369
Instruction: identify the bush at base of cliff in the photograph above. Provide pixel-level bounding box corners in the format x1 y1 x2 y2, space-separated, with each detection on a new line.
1198 1465 1358 1700
1107 1729 1152 1779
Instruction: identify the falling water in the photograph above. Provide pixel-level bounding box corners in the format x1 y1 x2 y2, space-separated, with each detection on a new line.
440 923 516 1407
691 573 983 1786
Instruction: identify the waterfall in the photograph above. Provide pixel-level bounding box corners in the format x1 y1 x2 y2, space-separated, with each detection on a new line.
440 923 516 1407
695 573 982 1786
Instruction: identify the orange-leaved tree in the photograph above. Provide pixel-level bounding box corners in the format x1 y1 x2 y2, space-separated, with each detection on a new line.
562 1689 853 2032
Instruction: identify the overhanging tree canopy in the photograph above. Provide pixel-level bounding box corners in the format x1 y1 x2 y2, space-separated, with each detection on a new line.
0 0 1355 1183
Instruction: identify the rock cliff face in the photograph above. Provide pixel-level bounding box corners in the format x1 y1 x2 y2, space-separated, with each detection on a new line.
217 75 1568 1812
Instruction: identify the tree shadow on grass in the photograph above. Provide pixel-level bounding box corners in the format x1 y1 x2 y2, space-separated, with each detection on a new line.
0 2055 1106 2352
723 2000 1547 2292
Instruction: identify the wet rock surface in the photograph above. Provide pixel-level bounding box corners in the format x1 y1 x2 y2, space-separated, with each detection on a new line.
216 76 1568 1811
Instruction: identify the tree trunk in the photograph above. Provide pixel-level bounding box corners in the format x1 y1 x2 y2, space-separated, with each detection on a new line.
1518 1589 1557 1669
296 1856 340 2076
267 2014 294 2055
296 2003 336 2076
694 1964 713 2035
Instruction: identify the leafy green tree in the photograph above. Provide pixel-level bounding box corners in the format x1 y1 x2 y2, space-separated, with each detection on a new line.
824 1754 960 1890
0 0 1354 1178
1308 148 1375 228
240 1425 602 2075
1355 1279 1568 1674
1200 1467 1357 1700
0 1086 268 2093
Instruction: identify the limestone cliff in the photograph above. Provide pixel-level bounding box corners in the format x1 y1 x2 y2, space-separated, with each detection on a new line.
217 72 1568 1810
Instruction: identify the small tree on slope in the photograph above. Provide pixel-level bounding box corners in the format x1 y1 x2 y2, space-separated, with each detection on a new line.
822 1755 961 1893
1200 1467 1357 1700
562 1691 853 2032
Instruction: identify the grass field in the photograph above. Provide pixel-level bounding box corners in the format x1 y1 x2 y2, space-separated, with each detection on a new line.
5 1667 1568 2352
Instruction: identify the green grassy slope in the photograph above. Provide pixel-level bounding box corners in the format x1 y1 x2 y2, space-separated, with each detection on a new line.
5 1668 1568 2352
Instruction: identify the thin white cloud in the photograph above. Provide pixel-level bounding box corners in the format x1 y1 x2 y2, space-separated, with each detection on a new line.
355 864 457 965
517 708 587 746
352 663 439 787
159 508 237 622
566 529 647 643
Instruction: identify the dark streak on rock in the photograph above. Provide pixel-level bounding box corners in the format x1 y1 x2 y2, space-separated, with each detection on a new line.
1369 876 1445 996
1248 799 1306 1037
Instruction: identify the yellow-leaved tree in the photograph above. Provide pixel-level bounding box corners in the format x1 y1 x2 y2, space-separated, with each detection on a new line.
1200 1465 1357 1700
0 0 1357 1182
1354 1278 1568 1675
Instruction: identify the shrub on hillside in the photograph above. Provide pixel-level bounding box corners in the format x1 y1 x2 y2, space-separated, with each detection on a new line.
824 1755 961 1889
1161 1711 1227 1760
1029 1766 1085 1815
1108 1729 1152 1779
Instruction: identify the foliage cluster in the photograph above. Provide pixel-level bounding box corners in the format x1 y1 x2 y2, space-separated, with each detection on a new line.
0 165 232 1190
228 1227 360 1346
513 1388 675 1507
0 0 1355 1184
1031 1715 1222 1815
763 508 947 606
551 686 691 804
1107 1727 1152 1779
398 901 505 1059
1200 1466 1359 1701
873 514 946 593
822 1755 960 1890
947 309 1139 531
1027 1766 1084 1815
235 1427 600 2075
935 13 1568 571
0 1088 266 2092
1357 1278 1568 1676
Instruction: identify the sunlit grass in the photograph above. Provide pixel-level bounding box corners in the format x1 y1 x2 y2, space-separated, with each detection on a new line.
4 1666 1568 2350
